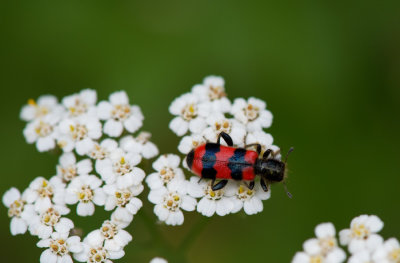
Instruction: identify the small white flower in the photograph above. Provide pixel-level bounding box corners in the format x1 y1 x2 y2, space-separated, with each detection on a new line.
74 234 125 263
104 184 144 226
146 154 185 190
23 176 65 213
37 231 82 263
56 153 93 183
169 93 208 136
348 250 373 263
97 91 144 137
150 257 168 263
191 75 231 113
373 238 400 263
187 176 235 217
88 139 118 161
96 149 144 188
85 220 132 252
120 132 159 159
57 116 102 155
231 97 273 132
65 175 106 216
231 182 271 215
23 114 61 152
202 115 246 146
245 131 274 153
178 134 206 155
148 180 196 226
339 215 384 254
20 95 64 122
292 223 346 263
62 89 97 118
2 187 29 235
25 205 73 239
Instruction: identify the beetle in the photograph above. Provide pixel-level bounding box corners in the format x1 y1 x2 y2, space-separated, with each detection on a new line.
186 132 293 197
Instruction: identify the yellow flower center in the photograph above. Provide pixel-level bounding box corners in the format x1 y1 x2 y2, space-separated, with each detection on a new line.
89 143 108 160
310 255 323 263
50 239 68 256
111 104 131 121
237 184 254 200
115 190 132 207
160 167 176 184
113 157 132 176
58 165 77 182
205 183 224 201
389 248 400 262
69 124 88 141
182 103 197 121
78 185 94 203
68 98 88 117
163 192 181 212
38 179 54 198
101 221 118 239
319 237 336 255
351 223 370 239
89 247 108 263
40 208 61 226
34 121 53 137
214 119 231 134
244 103 260 121
8 199 25 218
208 86 226 100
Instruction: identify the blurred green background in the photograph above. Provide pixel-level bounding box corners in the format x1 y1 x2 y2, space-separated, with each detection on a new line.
1 0 399 262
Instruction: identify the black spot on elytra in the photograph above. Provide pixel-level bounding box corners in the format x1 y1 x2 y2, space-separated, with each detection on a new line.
201 143 220 179
186 149 195 169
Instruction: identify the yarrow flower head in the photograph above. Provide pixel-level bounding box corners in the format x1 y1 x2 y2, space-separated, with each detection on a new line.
37 230 83 263
2 187 29 235
97 91 144 137
164 75 279 218
4 88 158 263
292 223 346 263
56 153 93 183
146 154 185 190
148 180 196 226
187 176 236 217
231 97 273 132
292 214 397 263
65 174 106 216
62 89 97 118
339 215 384 254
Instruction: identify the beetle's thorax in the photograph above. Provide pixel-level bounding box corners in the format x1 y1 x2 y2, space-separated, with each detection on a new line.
255 158 285 182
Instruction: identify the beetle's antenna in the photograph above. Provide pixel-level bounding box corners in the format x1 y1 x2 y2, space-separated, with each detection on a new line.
283 147 294 198
284 147 294 164
283 181 292 198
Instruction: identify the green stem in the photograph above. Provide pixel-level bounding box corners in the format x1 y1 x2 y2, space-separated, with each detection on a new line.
177 216 210 257
137 206 175 259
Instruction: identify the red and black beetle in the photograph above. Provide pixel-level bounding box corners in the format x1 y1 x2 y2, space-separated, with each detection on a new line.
186 132 293 197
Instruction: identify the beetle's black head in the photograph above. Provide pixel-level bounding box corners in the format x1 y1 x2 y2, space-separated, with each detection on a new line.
255 158 285 182
255 147 294 198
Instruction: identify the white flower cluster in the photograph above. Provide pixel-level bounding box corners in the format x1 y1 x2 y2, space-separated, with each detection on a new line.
292 214 400 263
145 76 278 225
4 90 159 263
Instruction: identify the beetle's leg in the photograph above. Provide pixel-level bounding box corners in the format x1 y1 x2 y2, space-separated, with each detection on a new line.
263 149 272 159
217 132 233 146
197 177 203 183
245 144 262 155
244 180 255 190
212 180 228 191
248 180 255 190
260 178 269 192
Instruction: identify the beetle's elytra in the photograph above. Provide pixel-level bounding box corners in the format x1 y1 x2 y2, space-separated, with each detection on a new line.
186 132 293 197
